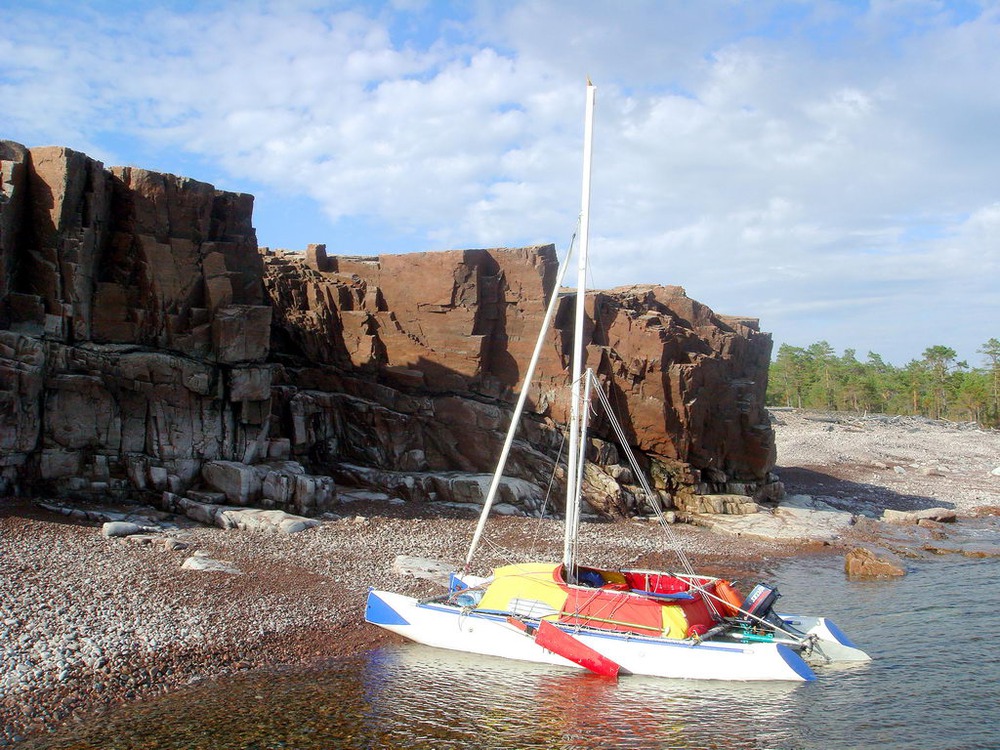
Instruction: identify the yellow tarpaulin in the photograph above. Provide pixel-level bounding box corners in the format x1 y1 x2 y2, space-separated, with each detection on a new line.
476 563 568 618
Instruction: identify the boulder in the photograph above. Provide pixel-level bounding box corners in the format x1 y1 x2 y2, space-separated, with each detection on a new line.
844 547 907 578
202 460 261 505
216 508 319 534
161 491 317 533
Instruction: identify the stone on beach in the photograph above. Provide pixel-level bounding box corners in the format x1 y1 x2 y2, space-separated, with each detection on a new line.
217 508 320 535
181 555 242 574
100 521 144 538
161 492 318 534
882 508 958 525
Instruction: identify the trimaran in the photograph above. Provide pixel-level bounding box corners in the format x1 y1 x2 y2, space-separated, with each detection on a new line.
365 81 870 681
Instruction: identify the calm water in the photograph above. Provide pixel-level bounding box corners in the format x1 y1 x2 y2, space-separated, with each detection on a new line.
21 554 1000 750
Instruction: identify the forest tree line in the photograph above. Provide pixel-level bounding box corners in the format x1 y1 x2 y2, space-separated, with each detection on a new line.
765 338 1000 428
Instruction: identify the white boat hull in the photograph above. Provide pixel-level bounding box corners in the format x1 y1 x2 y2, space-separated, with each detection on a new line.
778 614 871 663
366 589 848 682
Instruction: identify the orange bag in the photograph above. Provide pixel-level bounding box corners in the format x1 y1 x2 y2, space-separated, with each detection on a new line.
714 580 744 618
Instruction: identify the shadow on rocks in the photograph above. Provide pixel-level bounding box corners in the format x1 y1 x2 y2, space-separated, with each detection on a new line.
777 466 951 514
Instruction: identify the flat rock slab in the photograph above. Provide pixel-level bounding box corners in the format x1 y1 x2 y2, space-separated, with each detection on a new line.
695 494 856 543
920 539 1000 558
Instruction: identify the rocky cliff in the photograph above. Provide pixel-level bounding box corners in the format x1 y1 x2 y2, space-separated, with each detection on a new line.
0 140 777 521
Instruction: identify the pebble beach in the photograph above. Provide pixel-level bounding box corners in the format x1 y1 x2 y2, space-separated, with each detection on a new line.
0 502 800 744
3 410 999 745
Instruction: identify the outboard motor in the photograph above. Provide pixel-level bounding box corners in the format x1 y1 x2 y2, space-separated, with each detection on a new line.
740 583 785 631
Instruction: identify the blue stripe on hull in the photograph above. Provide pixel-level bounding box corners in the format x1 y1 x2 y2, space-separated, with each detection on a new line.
777 644 816 681
365 589 410 626
823 618 858 648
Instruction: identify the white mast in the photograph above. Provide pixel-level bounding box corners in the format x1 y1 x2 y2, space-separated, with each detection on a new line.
463 241 575 568
562 80 596 577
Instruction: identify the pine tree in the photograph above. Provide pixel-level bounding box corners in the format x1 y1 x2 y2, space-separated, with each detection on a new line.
921 346 957 419
768 339 997 426
980 338 1000 427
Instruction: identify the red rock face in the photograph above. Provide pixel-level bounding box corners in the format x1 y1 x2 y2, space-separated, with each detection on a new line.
0 140 776 517
263 244 558 392
262 246 776 514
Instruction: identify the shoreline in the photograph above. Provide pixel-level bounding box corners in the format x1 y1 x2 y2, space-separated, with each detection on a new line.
4 409 999 744
1 499 822 745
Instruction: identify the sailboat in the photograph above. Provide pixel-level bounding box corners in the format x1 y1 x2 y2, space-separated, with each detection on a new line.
365 82 870 681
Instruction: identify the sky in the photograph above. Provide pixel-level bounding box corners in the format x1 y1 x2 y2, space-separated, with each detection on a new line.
2 0 998 366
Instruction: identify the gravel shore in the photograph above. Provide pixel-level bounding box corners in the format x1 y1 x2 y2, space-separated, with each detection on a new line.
3 410 998 744
2 502 802 744
772 410 1000 514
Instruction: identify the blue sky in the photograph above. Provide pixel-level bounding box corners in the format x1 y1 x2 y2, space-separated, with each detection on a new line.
2 0 998 366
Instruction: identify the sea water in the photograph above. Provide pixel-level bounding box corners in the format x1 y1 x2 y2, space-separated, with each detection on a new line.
20 554 1000 750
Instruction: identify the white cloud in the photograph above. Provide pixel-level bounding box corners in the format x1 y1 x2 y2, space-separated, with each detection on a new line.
2 0 999 364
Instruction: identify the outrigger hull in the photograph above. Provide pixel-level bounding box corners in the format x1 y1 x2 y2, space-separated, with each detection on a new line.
366 589 826 682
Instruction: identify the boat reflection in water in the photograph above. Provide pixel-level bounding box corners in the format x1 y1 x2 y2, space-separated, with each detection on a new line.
23 643 802 750
363 643 804 749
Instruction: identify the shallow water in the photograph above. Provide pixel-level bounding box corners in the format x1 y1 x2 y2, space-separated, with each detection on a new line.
21 555 1000 749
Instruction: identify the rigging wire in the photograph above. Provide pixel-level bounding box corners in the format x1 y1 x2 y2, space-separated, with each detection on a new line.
527 429 568 559
588 369 697 578
478 535 521 567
